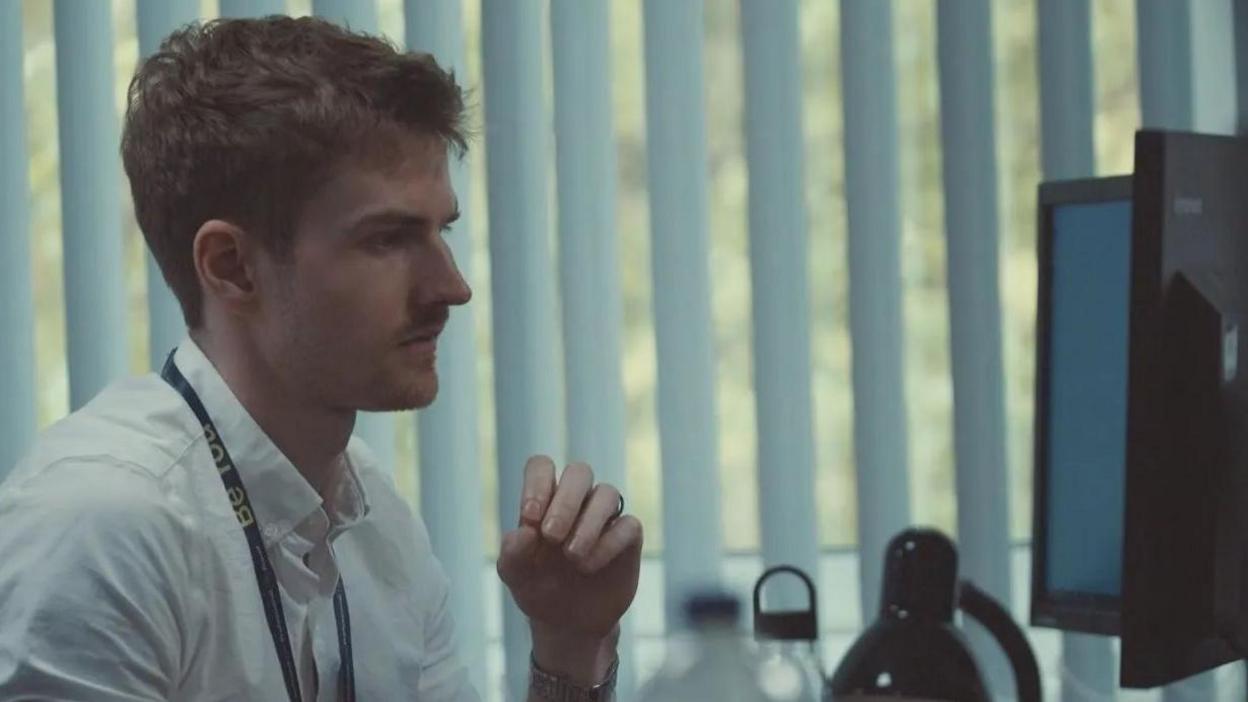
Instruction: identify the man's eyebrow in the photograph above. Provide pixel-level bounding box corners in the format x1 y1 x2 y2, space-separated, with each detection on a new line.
348 206 461 233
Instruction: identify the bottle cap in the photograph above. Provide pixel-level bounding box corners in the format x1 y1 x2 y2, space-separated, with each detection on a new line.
685 591 741 627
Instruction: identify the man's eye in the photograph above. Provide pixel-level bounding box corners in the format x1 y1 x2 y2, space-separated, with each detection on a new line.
371 232 403 249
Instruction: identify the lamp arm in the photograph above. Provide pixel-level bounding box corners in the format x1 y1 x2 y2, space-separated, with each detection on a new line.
958 580 1043 702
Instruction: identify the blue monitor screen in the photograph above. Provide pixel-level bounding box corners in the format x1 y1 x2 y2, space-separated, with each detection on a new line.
1044 200 1133 598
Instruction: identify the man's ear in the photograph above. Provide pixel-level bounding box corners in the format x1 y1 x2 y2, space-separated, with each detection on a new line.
192 220 259 314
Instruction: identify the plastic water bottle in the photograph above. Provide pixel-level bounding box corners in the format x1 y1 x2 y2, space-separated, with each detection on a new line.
752 565 825 702
638 592 773 701
756 639 824 701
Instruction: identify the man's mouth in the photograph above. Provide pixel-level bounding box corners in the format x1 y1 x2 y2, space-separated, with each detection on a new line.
400 325 445 345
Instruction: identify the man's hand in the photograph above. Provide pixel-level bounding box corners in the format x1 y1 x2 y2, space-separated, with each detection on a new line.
496 455 643 686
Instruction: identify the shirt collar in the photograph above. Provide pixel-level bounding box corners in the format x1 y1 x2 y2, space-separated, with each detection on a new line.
328 451 370 530
170 336 371 549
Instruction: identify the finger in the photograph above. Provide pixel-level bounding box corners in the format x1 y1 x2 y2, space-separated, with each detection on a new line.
563 484 622 563
519 455 557 527
578 515 644 575
496 524 540 585
541 462 594 543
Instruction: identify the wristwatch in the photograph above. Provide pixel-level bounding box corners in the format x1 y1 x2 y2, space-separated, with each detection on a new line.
529 653 619 702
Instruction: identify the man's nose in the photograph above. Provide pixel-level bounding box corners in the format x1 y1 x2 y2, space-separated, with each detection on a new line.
422 250 472 307
444 266 472 306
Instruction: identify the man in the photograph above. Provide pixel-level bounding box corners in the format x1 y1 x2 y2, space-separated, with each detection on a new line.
0 14 641 701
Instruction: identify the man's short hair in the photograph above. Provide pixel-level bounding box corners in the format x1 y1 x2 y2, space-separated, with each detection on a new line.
120 15 469 328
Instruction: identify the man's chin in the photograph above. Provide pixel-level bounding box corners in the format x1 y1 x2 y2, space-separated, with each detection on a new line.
360 373 439 412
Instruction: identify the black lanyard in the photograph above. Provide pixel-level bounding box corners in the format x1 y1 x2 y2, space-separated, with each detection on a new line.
161 351 355 702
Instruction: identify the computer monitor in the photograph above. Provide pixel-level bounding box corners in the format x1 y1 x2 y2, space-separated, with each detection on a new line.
1031 130 1248 689
1030 175 1132 637
1119 129 1248 688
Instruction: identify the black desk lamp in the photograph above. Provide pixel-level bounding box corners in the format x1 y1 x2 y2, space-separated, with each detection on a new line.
827 528 1042 702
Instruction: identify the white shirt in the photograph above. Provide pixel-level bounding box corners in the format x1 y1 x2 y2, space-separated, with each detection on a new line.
0 338 480 701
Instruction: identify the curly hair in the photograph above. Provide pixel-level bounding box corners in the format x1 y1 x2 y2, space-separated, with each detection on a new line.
120 14 468 329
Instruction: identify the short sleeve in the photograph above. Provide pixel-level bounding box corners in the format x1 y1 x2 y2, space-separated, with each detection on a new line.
0 459 195 701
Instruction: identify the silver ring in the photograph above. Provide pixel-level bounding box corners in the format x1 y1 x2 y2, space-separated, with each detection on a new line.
613 493 625 520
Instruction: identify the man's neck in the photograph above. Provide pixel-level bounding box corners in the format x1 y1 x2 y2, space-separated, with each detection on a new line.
190 328 354 501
